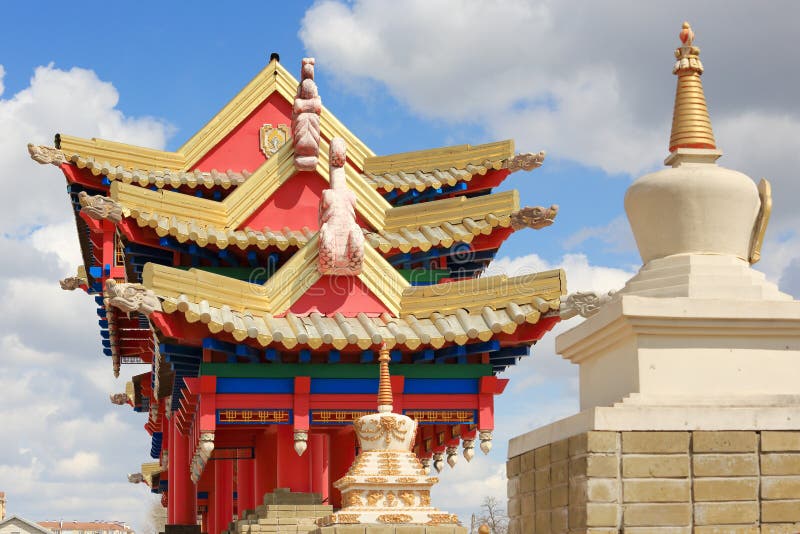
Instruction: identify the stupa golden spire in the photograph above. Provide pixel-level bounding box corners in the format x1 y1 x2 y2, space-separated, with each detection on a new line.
377 343 393 412
669 22 717 152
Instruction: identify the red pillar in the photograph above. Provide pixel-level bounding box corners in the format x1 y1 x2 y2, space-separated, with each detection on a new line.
309 433 329 503
214 460 234 534
172 424 197 525
167 417 176 524
236 458 255 514
205 461 216 534
254 429 276 502
275 425 311 491
328 428 357 508
200 511 208 534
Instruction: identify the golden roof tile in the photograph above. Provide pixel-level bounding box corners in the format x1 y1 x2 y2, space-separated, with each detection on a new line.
159 287 561 350
55 60 374 173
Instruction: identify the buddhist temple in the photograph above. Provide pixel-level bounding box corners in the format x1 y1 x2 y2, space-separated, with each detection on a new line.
31 56 564 533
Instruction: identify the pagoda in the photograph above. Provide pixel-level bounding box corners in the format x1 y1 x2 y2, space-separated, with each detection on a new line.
31 56 565 534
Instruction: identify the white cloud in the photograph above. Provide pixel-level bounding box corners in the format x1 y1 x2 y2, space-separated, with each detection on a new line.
54 452 101 478
301 0 800 290
563 215 636 254
0 64 172 531
0 63 173 234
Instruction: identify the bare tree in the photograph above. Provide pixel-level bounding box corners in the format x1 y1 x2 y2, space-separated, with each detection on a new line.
474 496 508 534
142 496 167 534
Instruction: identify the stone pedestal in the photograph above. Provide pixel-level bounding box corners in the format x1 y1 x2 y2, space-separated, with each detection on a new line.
559 292 800 412
313 526 466 533
506 291 800 533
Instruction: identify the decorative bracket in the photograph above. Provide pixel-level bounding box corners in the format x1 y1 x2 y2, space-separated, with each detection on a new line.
27 143 67 166
105 279 162 316
79 191 123 223
505 151 546 172
511 205 559 230
749 178 772 264
560 290 616 320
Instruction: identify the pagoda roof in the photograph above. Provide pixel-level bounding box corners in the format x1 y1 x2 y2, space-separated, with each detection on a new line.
109 136 526 252
156 269 563 350
55 59 373 171
64 151 251 189
110 139 390 231
56 137 525 195
121 182 519 253
143 223 564 319
361 140 516 193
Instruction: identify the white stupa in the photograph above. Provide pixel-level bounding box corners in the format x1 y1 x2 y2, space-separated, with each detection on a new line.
317 345 462 528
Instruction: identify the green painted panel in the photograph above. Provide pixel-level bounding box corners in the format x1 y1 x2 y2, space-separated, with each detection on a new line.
200 363 493 379
397 269 449 283
175 266 268 283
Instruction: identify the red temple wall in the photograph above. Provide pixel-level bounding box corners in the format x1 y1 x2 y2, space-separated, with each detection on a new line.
191 93 292 174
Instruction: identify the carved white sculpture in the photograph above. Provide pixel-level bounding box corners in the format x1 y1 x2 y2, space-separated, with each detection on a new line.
27 143 67 165
462 439 475 462
127 473 145 484
190 432 215 483
559 290 616 320
293 430 308 456
318 137 364 275
79 191 123 223
105 279 162 316
291 58 322 171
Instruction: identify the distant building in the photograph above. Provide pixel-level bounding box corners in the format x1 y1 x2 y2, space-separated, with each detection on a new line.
38 522 133 534
0 516 52 534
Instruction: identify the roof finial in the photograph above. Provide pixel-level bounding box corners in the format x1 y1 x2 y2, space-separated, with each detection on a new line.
377 343 393 412
669 21 716 153
292 58 321 171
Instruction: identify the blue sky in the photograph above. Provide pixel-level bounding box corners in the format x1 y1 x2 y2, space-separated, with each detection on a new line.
1 1 798 531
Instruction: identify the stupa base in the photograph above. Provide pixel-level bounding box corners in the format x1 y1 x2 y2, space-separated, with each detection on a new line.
314 524 466 533
318 509 461 527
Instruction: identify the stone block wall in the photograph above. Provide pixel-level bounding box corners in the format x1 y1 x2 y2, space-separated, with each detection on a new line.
507 430 800 533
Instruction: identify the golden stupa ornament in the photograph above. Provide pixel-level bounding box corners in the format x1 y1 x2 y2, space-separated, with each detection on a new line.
317 344 461 527
669 22 717 152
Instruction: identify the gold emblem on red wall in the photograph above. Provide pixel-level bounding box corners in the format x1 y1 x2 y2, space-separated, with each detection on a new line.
260 124 290 158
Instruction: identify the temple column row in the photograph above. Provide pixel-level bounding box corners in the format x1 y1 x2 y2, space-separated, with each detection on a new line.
177 427 355 534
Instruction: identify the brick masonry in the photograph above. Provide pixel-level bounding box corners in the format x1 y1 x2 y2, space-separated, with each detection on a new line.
506 431 800 533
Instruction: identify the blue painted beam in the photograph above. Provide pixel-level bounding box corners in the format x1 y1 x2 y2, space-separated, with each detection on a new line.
218 249 240 267
413 348 435 364
247 251 259 268
491 346 529 360
217 378 294 394
161 343 202 357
